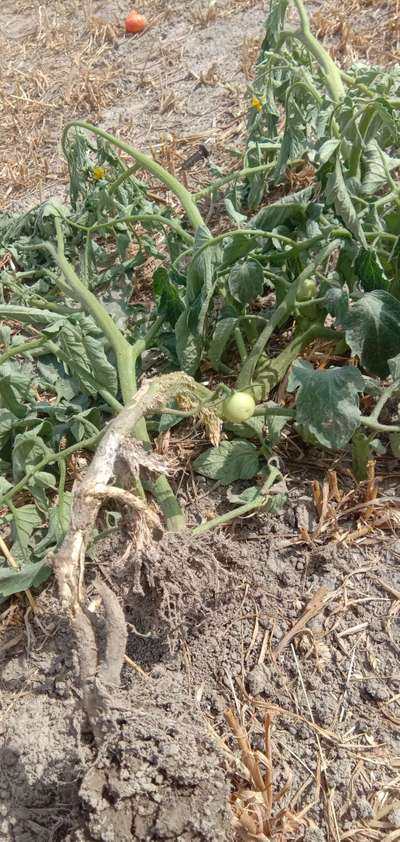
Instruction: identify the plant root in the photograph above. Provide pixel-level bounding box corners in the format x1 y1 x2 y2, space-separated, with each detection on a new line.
50 372 196 738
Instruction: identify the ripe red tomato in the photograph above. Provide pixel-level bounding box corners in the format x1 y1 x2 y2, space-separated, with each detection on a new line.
125 10 147 33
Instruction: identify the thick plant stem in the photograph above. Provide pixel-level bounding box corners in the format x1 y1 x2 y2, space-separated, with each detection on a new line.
291 0 345 103
50 220 138 407
237 240 341 389
50 220 185 530
62 121 204 231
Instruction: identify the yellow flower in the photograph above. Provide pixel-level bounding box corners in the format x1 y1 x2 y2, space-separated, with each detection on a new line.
92 165 107 180
251 95 263 112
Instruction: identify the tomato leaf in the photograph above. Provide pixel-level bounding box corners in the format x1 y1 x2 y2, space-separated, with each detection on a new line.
0 409 17 449
193 440 259 484
344 291 400 377
0 559 51 599
228 259 264 305
222 234 255 268
176 225 220 375
361 141 400 196
33 492 73 558
288 360 364 449
58 320 118 397
354 248 388 291
9 504 43 564
248 187 312 232
153 266 184 327
326 157 367 245
389 353 400 382
208 319 237 372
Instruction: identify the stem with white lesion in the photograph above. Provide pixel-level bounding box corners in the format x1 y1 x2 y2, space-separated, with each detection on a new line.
53 372 197 608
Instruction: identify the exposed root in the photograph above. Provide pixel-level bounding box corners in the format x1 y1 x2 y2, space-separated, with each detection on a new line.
50 371 196 738
95 578 128 689
53 372 194 610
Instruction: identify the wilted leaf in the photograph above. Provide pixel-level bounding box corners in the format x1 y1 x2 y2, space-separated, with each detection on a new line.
176 225 219 375
389 353 400 381
193 440 259 484
0 559 51 598
355 248 388 291
222 234 255 268
0 409 16 449
9 504 42 563
0 362 33 418
59 321 118 396
361 141 400 196
325 288 349 322
175 314 203 376
228 259 264 305
344 291 400 377
288 360 364 449
34 492 72 558
318 138 340 165
326 157 367 245
224 198 248 227
153 266 184 327
208 319 237 372
249 187 312 232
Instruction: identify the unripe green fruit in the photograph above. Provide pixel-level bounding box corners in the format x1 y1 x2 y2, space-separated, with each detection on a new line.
222 392 256 423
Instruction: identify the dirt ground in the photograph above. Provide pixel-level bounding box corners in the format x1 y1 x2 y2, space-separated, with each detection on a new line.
1 1 400 841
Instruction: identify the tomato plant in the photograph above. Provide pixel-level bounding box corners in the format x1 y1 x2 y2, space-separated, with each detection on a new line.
1 0 400 597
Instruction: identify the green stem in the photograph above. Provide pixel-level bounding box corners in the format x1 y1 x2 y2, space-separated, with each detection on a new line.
234 327 247 363
51 220 184 530
192 497 267 536
369 382 400 423
360 416 400 433
62 121 204 231
251 323 339 400
68 212 194 245
98 389 124 413
290 0 346 102
340 70 375 99
176 229 327 271
51 219 137 406
194 163 277 199
374 190 400 209
237 240 341 389
0 337 48 366
108 162 141 195
253 406 295 417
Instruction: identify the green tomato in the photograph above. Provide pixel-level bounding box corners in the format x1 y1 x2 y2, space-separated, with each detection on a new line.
296 278 317 302
222 391 256 423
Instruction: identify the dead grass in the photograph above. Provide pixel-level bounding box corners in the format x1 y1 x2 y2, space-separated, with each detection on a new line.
2 0 397 209
310 0 400 65
226 707 315 840
0 0 126 205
